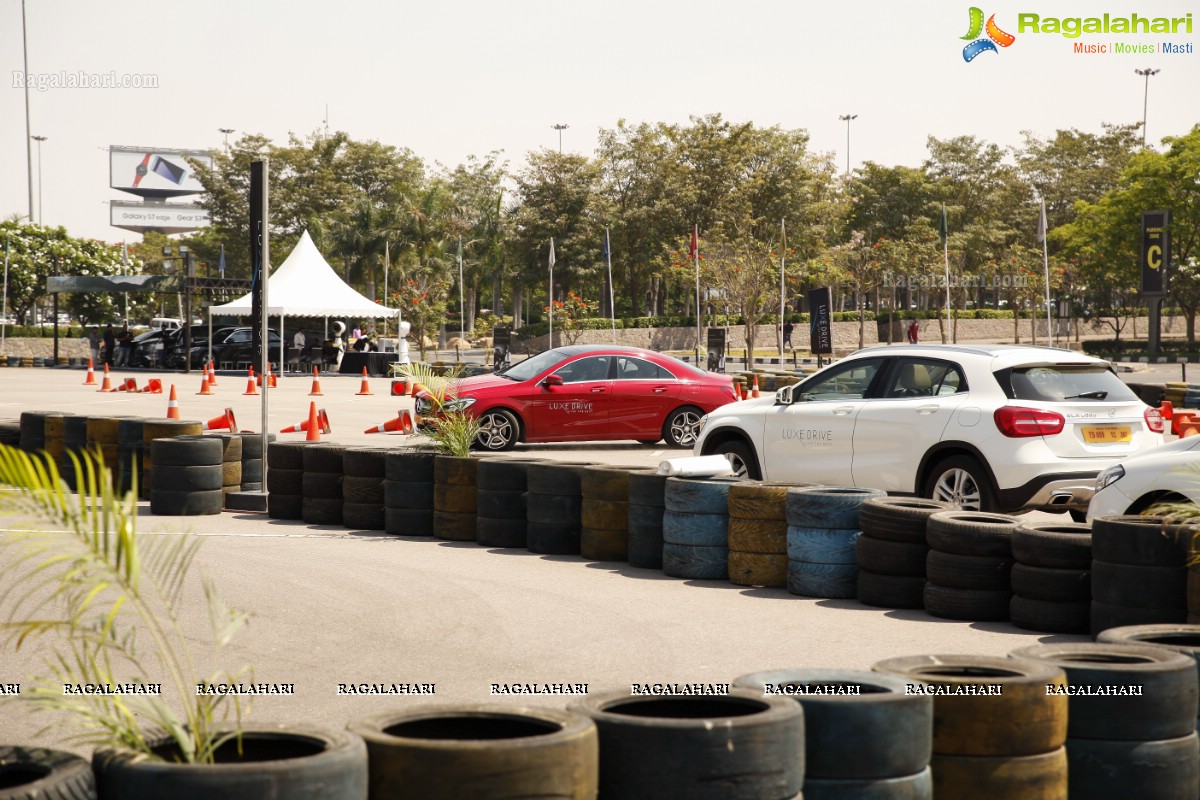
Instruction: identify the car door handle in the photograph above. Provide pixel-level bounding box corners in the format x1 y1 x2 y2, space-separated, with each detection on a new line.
652 386 668 393
591 387 606 393
832 405 855 416
915 404 939 415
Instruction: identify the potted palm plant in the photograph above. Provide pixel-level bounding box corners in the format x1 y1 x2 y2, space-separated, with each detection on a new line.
398 361 483 457
0 445 367 799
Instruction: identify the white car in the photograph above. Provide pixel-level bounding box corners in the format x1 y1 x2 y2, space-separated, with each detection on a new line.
1087 436 1200 520
695 344 1166 514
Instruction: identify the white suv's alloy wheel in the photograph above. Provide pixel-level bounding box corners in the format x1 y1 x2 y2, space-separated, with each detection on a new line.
931 467 983 510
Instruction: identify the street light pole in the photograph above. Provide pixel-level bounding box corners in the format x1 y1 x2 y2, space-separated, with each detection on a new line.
32 135 46 224
218 127 235 155
21 0 34 221
838 114 858 177
1134 68 1160 148
551 123 569 153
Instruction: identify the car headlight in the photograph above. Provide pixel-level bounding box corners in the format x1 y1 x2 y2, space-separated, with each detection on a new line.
414 397 433 414
442 397 477 413
1096 464 1125 492
697 414 709 437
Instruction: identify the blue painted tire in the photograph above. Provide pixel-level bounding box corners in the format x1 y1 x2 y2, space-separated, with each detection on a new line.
627 533 663 570
786 486 886 529
787 526 860 564
663 543 729 580
787 560 858 598
663 476 738 514
663 510 728 547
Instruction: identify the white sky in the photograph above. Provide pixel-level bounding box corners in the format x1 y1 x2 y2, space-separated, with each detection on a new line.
2 0 1197 243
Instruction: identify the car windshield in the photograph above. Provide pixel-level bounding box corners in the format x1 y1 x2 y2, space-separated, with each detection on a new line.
500 349 581 381
1001 365 1139 402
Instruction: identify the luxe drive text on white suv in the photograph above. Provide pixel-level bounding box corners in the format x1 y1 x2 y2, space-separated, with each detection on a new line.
694 344 1165 515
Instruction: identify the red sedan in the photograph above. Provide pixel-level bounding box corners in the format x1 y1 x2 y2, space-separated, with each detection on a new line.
414 345 738 451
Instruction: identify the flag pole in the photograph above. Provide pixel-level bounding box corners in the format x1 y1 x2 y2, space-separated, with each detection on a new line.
1039 198 1052 346
941 203 951 342
779 219 786 354
548 237 555 347
2 230 10 353
605 227 616 344
693 224 701 360
383 239 390 338
457 236 465 342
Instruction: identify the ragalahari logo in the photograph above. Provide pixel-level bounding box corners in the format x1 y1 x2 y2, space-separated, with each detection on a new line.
961 7 1016 61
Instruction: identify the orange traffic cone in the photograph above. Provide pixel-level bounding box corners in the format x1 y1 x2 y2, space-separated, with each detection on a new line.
410 381 421 397
197 373 214 395
83 359 96 385
364 410 415 434
752 374 761 398
202 408 238 432
97 363 115 393
305 402 322 441
280 406 331 436
207 359 218 387
120 377 138 392
166 385 181 419
243 367 258 396
356 367 373 396
309 366 323 396
268 366 277 389
141 378 163 394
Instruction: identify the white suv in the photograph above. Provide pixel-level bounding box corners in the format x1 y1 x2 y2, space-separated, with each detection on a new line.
695 344 1165 514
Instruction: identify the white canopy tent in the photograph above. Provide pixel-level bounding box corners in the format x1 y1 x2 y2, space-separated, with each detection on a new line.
207 230 403 370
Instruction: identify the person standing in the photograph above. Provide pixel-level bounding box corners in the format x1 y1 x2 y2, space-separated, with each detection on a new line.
102 324 116 366
783 321 794 350
908 319 920 345
115 325 133 367
88 327 100 363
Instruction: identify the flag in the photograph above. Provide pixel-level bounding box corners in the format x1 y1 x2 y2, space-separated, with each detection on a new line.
457 236 463 268
121 241 129 265
549 237 556 270
689 225 698 259
939 204 948 243
602 229 610 262
218 243 226 278
1037 199 1047 243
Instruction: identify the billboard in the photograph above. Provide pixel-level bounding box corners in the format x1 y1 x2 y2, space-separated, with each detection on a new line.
110 146 212 198
808 287 833 355
1141 210 1170 295
110 200 210 234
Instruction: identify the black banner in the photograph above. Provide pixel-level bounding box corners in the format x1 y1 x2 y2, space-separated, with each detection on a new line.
808 287 833 355
492 326 511 370
1141 210 1170 295
249 161 265 356
706 327 726 372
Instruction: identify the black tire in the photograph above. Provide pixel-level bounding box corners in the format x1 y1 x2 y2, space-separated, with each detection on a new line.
240 458 263 483
433 455 479 486
922 583 1012 622
727 481 790 520
141 420 203 449
727 517 788 554
152 464 223 492
303 444 348 474
570 690 804 800
0 745 96 800
1091 560 1186 609
663 405 704 448
579 467 632 502
302 471 344 500
787 560 858 599
1091 602 1188 636
348 705 597 800
433 484 477 513
856 571 927 609
872 654 1067 757
93 725 367 800
1092 515 1192 567
580 528 628 562
267 493 304 520
928 749 1066 800
663 510 728 547
221 461 242 487
385 507 434 537
732 668 932 780
581 498 628 531
727 551 787 587
526 462 587 495
663 543 729 580
628 503 664 536
627 532 663 570
526 522 581 555
343 447 388 478
239 482 263 493
925 550 1013 591
1009 596 1090 635
922 455 998 512
240 432 274 460
207 433 243 462
476 489 526 520
925 511 1018 557
385 480 434 509
707 438 761 480
1065 734 1200 800
476 458 543 491
1011 642 1198 741
268 440 314 470
663 477 737 514
303 497 344 526
266 467 303 495
801 769 933 800
858 498 953 544
1096 624 1200 667
1010 563 1090 603
473 408 521 451
385 450 436 482
1012 523 1092 569
476 516 527 548
627 470 668 507
150 488 223 516
342 502 385 531
786 486 886 530
855 535 928 577
434 510 476 542
526 493 582 526
150 435 222 467
787 527 859 564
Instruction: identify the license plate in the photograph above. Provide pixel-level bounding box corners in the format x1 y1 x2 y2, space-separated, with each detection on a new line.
1082 425 1131 443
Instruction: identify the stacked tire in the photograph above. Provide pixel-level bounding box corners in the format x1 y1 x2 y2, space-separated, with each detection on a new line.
43 413 75 479
116 417 146 495
1013 642 1200 800
662 477 737 581
874 654 1068 799
527 462 587 555
19 410 50 455
302 444 348 526
0 745 96 800
342 447 387 530
855 498 950 609
1009 522 1092 634
384 450 436 536
141 418 203 499
580 467 632 562
208 433 242 507
923 512 1019 621
1090 515 1192 635
626 469 668 570
433 455 478 541
1097 623 1200 735
475 458 541 548
726 482 791 589
240 432 273 492
86 415 126 489
0 418 19 447
786 487 884 599
266 440 311 520
149 435 223 516
58 415 90 491
734 668 933 799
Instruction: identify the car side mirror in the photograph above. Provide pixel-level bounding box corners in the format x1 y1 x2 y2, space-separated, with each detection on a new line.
542 374 564 390
775 385 794 405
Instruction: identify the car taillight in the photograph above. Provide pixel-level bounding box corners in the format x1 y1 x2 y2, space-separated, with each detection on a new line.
994 406 1065 437
1144 407 1165 433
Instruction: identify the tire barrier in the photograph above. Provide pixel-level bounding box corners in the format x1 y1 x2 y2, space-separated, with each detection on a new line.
627 468 668 570
0 745 97 799
141 418 203 499
923 511 1020 621
86 415 126 489
1009 522 1092 634
734 668 932 796
1061 735 1200 800
527 462 589 555
57 414 90 491
206 433 243 506
873 654 1068 800
266 440 315 520
302 444 349 526
663 477 737 581
855 498 950 609
148 435 223 516
115 417 146 496
384 450 436 536
239 432 274 491
570 689 805 800
726 482 791 588
580 466 633 562
341 447 388 531
1096 623 1200 734
1091 515 1193 635
433 455 479 542
18 410 51 454
42 412 76 470
0 419 19 447
786 486 884 599
348 705 598 799
476 458 545 548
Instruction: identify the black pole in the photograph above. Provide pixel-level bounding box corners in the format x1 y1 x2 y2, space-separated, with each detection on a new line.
52 293 59 362
183 253 192 374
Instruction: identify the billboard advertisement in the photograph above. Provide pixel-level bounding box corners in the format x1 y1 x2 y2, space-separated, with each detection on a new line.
110 146 212 197
110 200 210 234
